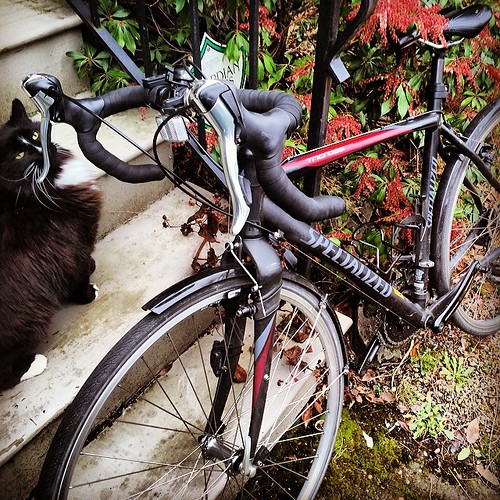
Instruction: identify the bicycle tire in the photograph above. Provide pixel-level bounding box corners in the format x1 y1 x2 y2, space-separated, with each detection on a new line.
36 267 345 499
433 98 499 335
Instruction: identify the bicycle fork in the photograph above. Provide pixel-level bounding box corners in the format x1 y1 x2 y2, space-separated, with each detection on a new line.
201 223 283 476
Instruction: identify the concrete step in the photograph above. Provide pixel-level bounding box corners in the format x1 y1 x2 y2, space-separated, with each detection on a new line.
0 181 353 498
0 0 87 123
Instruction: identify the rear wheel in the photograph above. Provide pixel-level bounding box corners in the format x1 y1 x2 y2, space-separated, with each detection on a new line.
433 99 500 335
37 269 345 499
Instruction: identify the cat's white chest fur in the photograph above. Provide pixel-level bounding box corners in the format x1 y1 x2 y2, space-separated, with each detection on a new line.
55 157 102 188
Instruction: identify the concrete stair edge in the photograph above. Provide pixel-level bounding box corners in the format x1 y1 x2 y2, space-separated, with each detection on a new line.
0 0 82 54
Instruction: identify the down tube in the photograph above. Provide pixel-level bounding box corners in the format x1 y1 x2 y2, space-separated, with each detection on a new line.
263 199 430 329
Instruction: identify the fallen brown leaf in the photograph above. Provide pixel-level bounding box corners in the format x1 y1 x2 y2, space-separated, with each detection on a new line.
284 345 303 366
476 463 500 486
466 417 480 444
302 407 312 426
232 364 247 383
380 391 396 403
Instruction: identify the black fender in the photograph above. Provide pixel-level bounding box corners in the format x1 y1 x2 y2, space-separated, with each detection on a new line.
142 265 242 314
142 264 348 366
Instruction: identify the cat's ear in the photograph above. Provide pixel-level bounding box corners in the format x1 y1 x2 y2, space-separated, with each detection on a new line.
7 99 30 127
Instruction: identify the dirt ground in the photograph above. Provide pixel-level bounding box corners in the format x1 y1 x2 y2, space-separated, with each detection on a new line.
320 322 499 499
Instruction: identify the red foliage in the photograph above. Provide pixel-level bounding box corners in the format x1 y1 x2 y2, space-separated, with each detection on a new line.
445 57 475 95
325 115 362 143
325 228 350 243
349 156 384 199
282 145 295 161
349 150 413 227
445 26 500 99
187 121 218 153
381 170 413 222
287 57 315 85
359 0 447 45
238 6 279 39
296 93 312 113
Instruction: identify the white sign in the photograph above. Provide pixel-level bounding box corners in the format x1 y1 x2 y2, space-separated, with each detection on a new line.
199 33 246 88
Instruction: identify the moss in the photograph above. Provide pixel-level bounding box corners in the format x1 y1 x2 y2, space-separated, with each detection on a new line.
319 406 419 499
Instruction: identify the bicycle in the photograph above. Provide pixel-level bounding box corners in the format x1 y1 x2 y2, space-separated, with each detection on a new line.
26 2 498 498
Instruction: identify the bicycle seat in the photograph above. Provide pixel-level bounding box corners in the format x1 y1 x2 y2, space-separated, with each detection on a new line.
443 4 492 41
397 4 492 49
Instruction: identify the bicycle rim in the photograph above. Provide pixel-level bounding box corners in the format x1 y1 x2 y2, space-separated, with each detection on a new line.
37 270 344 499
434 99 499 334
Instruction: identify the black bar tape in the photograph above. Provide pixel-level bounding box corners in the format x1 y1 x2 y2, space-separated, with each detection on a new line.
77 132 165 183
62 85 165 183
237 89 345 223
100 85 147 117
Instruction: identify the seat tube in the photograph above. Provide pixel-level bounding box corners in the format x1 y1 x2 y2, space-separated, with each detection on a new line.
414 50 448 305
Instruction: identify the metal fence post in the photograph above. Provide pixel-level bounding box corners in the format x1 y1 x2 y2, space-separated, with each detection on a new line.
189 0 206 146
298 0 342 276
67 0 145 84
304 0 342 197
248 0 259 89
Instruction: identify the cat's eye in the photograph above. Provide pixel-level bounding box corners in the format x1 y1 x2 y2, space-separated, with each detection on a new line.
15 152 25 160
32 131 39 140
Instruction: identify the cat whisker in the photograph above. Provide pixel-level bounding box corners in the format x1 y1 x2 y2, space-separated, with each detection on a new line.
0 162 37 183
23 162 37 179
31 171 60 211
15 184 24 211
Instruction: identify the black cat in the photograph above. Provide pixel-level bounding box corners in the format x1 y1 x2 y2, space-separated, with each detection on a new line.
0 99 102 391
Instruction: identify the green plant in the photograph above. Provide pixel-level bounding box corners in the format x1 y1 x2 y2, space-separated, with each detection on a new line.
440 353 475 393
66 0 140 93
66 42 111 80
420 349 438 376
65 0 499 262
66 42 131 94
98 0 140 53
395 380 420 408
406 394 447 439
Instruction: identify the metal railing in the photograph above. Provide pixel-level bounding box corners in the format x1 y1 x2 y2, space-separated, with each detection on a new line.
66 0 261 86
65 0 376 189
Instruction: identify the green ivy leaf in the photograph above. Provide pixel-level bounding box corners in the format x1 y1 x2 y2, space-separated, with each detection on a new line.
112 9 130 19
458 446 471 461
174 0 186 13
443 429 455 440
396 86 408 118
380 99 392 116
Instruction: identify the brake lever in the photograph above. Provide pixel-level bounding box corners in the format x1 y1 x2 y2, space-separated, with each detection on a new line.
22 74 62 184
188 80 250 235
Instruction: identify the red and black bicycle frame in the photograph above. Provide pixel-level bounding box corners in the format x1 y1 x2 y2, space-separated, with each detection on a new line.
181 49 485 466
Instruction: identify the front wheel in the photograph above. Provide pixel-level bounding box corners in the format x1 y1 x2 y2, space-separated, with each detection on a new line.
433 99 499 335
36 268 345 499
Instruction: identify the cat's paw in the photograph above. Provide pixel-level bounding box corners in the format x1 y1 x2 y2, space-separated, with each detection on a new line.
74 283 99 304
91 283 99 301
20 354 48 382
